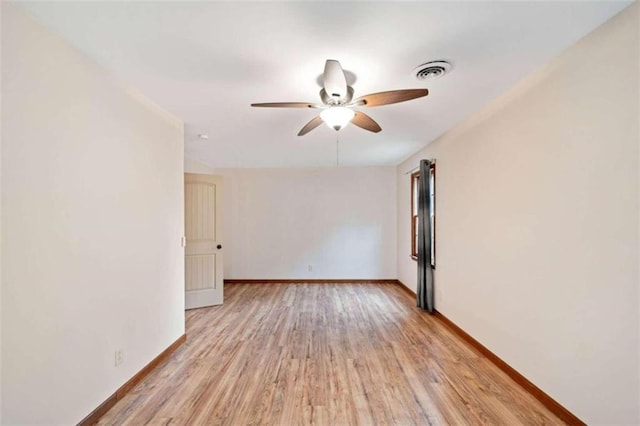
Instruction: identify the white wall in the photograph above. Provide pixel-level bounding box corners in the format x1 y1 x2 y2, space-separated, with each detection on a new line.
397 4 639 424
1 5 185 424
186 159 397 280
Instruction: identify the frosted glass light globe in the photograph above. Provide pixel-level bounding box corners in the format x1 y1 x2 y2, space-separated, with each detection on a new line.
320 107 355 131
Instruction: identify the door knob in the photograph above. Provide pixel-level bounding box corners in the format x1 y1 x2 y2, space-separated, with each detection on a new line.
217 244 222 249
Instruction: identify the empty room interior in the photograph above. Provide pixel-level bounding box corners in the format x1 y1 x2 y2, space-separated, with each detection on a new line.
1 1 640 425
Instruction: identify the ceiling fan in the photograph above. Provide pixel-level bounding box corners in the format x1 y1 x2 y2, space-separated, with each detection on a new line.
251 60 429 136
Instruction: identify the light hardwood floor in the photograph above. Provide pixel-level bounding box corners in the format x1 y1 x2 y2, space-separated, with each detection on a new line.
98 283 562 425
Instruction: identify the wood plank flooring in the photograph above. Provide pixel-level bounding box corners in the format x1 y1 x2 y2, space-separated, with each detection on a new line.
97 283 563 425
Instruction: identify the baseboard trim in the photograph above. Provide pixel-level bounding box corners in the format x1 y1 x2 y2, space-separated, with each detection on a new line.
77 333 187 426
224 279 399 284
394 279 417 298
392 280 583 425
116 334 187 399
432 312 585 425
76 393 118 426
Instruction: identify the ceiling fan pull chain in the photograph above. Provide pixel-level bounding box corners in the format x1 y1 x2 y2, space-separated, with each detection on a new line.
336 133 340 167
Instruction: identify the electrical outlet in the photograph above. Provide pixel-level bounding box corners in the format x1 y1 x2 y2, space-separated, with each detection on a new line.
114 349 124 366
308 264 313 272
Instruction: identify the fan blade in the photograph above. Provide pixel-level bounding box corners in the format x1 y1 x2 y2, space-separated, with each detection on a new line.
354 89 429 107
251 102 317 108
323 60 347 99
298 116 323 136
352 111 382 133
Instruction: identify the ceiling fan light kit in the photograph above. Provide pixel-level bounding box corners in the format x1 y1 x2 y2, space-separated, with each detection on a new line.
320 106 355 131
251 59 430 136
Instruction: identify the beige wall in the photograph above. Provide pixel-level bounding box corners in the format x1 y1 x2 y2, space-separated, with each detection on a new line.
185 159 398 280
637 6 640 425
0 3 3 420
1 5 185 424
397 4 639 424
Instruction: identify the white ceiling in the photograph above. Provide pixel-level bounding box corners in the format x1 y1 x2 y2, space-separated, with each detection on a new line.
16 1 631 168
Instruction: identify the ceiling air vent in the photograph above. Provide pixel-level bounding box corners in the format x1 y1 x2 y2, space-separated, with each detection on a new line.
414 61 452 81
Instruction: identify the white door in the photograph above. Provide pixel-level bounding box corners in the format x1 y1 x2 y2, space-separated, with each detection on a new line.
184 173 224 309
